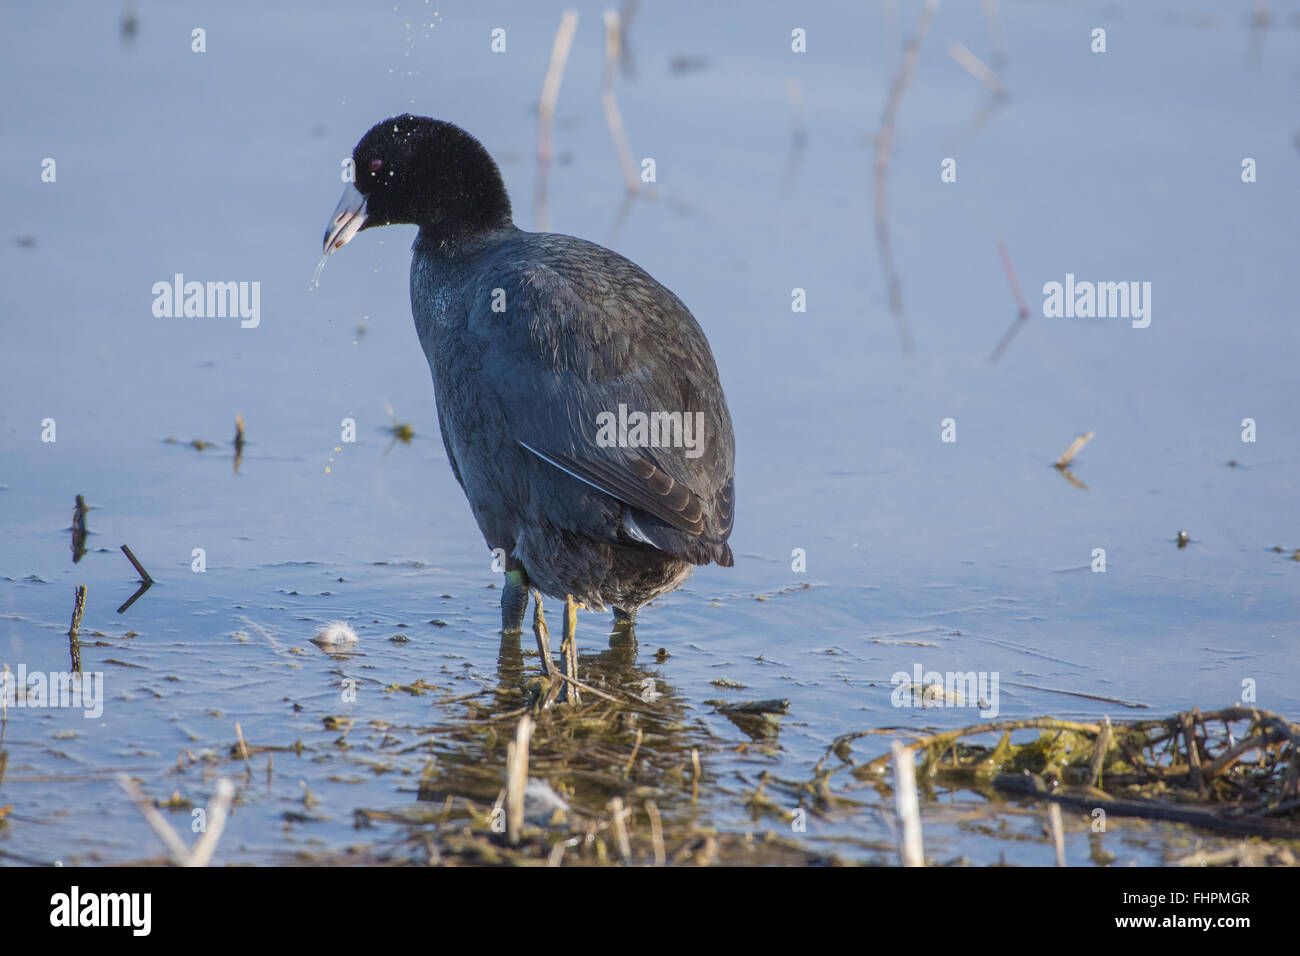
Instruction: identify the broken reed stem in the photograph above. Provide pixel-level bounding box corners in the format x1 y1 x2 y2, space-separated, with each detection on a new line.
1181 711 1206 797
535 9 580 231
873 0 938 357
609 796 632 863
68 584 87 638
601 9 640 193
68 584 87 672
1054 431 1094 470
548 840 567 867
645 799 665 866
506 714 534 845
982 0 1008 69
1090 715 1112 788
233 412 245 474
188 778 235 867
118 774 235 867
120 544 153 584
551 667 619 704
690 748 701 803
880 0 899 75
234 722 252 777
624 726 643 776
117 774 194 865
989 239 1031 362
787 76 806 145
891 739 924 866
73 494 89 534
1284 743 1300 799
1048 802 1066 866
537 10 579 163
948 41 1006 97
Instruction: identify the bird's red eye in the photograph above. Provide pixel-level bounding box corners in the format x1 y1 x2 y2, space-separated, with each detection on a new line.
369 158 383 173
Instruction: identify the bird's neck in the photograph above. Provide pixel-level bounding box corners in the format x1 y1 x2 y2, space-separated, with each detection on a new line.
415 218 516 257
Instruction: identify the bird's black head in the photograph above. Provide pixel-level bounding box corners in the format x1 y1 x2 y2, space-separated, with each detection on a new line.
323 115 512 255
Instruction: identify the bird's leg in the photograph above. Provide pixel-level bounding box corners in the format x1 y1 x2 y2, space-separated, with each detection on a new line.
561 594 582 705
533 590 569 712
533 591 566 709
501 567 530 634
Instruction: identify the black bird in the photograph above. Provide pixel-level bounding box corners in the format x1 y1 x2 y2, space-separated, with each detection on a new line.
321 115 734 680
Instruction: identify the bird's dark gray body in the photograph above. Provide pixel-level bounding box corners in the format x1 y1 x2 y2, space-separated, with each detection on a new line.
409 226 735 616
322 114 734 632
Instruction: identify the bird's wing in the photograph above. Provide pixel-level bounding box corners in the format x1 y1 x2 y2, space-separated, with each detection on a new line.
472 240 735 562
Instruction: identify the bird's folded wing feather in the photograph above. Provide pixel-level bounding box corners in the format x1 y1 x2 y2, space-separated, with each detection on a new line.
473 251 735 547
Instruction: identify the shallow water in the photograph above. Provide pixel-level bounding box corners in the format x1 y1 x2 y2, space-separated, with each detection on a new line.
2 0 1297 865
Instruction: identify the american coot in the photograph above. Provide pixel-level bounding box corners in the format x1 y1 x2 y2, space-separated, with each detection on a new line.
322 115 735 689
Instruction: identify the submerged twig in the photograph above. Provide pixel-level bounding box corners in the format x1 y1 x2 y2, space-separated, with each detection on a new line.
988 239 1031 362
233 412 245 474
71 494 90 563
782 77 808 191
